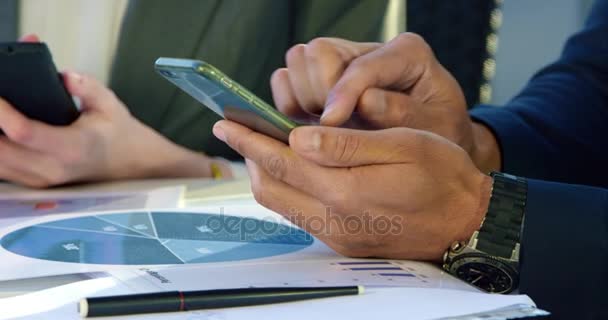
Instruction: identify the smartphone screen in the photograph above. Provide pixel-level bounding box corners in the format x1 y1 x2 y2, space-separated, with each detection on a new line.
155 58 298 143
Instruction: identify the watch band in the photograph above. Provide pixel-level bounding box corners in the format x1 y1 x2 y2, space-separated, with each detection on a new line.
475 172 527 260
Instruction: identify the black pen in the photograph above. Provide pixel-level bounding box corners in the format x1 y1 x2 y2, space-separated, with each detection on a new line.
79 285 364 317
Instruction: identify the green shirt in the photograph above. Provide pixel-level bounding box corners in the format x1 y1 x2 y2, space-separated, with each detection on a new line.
110 0 388 160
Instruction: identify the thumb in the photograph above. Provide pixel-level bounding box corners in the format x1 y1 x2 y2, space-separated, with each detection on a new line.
289 126 422 167
63 72 117 112
19 34 40 42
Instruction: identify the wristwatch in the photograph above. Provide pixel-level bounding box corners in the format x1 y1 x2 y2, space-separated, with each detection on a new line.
443 172 527 294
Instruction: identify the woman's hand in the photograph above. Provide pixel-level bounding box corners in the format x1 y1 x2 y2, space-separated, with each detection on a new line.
0 72 231 188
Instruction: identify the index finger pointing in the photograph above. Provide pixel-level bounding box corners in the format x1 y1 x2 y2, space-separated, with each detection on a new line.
321 33 434 126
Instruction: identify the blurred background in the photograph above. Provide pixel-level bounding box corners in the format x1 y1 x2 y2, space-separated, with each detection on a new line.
0 0 597 107
401 0 594 107
489 0 593 105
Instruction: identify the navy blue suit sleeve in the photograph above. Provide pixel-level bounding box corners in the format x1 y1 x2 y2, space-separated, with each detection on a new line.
469 0 608 188
520 179 608 319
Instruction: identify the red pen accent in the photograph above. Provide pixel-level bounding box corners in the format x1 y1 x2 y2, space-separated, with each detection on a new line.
178 291 185 311
35 201 58 210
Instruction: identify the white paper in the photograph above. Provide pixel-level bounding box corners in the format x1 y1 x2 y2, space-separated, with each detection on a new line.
2 284 534 320
0 185 184 224
0 180 536 320
184 179 253 207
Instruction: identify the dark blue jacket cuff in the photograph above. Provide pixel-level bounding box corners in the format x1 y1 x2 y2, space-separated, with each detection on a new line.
469 105 554 180
519 178 607 319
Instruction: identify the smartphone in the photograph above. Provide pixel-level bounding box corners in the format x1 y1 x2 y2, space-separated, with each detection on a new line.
0 42 79 127
155 58 299 143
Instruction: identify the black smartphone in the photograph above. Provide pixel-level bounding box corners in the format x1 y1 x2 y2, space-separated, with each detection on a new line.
0 42 80 127
155 58 300 143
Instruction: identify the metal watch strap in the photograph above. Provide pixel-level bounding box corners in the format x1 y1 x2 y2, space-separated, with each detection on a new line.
475 172 527 259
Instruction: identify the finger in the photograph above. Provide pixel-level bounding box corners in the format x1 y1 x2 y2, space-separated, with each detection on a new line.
211 157 235 179
321 33 433 126
271 69 320 124
245 159 327 231
303 39 347 112
271 68 309 119
305 39 382 109
289 126 424 167
0 140 39 186
246 159 379 257
212 120 343 203
328 39 383 61
358 88 417 129
285 44 319 114
62 71 119 112
0 138 66 188
0 163 41 188
0 97 79 154
19 34 40 42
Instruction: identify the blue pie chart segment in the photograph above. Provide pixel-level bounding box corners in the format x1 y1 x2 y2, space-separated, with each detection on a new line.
97 212 157 238
0 227 181 265
160 239 314 264
0 211 313 265
42 216 149 238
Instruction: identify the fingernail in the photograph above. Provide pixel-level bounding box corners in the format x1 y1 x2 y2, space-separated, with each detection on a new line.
321 93 338 120
67 72 83 84
320 103 335 123
210 163 223 180
310 131 322 151
213 124 226 142
298 130 322 152
73 96 82 110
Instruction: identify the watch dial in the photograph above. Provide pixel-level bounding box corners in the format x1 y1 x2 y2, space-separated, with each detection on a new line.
455 262 513 293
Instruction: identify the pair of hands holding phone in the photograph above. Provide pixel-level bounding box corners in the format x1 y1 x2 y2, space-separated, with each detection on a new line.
213 34 502 260
4 33 501 261
0 35 230 187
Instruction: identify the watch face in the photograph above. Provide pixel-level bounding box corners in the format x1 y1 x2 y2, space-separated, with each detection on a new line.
449 254 518 294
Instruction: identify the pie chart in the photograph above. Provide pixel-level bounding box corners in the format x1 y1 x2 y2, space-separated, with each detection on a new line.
0 211 313 265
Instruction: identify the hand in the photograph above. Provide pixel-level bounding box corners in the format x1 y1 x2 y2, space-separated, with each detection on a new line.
273 34 501 172
0 72 232 188
213 120 492 261
271 38 381 121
